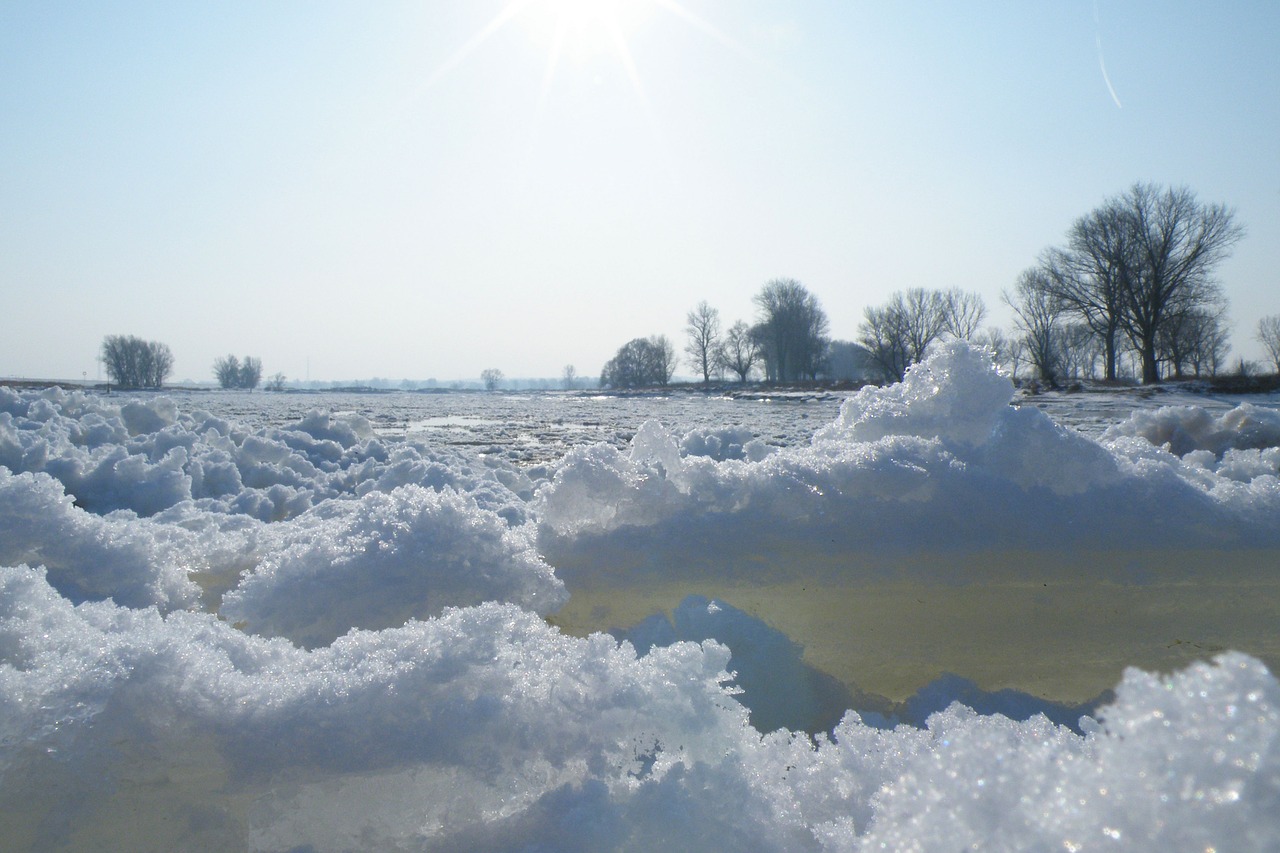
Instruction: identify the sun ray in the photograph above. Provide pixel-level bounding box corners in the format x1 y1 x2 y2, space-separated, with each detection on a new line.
649 0 758 65
420 0 535 92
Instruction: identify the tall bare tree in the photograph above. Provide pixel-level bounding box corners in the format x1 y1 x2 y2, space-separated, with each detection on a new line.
684 301 722 385
858 302 912 383
858 288 950 382
1257 315 1280 373
941 288 987 340
753 279 830 381
1110 184 1243 383
718 320 760 382
647 335 677 386
1005 267 1065 383
1044 212 1128 380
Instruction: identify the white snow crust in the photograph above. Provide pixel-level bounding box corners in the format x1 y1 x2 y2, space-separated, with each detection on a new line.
2 344 1279 850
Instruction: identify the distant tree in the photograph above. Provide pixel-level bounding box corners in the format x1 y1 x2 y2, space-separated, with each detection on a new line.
753 279 829 382
1041 230 1127 381
684 301 722 385
1006 335 1026 381
647 335 677 386
239 356 262 390
858 302 911 383
1088 184 1243 383
1256 315 1280 373
717 320 760 382
102 335 173 389
480 368 504 391
1005 266 1066 384
265 372 287 392
214 354 264 389
858 288 949 383
600 337 676 389
562 364 578 390
214 355 241 389
941 288 987 340
1158 302 1230 378
1056 323 1101 380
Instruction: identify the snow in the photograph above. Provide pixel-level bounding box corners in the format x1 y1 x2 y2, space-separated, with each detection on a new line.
2 345 1279 850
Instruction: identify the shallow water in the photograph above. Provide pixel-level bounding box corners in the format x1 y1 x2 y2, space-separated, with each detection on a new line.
549 548 1280 716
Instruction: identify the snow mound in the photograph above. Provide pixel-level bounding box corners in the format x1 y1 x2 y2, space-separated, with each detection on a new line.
221 485 566 647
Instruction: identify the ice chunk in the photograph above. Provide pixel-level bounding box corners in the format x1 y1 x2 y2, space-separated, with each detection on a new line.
221 485 567 647
814 340 1013 448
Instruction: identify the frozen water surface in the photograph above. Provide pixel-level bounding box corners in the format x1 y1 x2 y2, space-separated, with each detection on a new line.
2 344 1280 851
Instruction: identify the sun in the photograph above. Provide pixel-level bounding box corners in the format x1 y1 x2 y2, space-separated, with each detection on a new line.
420 0 741 112
538 0 653 64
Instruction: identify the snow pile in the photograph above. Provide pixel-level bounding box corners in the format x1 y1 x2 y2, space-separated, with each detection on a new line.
0 467 202 610
2 344 1280 849
679 425 773 462
537 343 1280 567
1104 401 1280 456
222 485 565 647
0 388 530 523
2 566 1277 850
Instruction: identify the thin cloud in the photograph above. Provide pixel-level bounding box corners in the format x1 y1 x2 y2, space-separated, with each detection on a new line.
1093 1 1123 109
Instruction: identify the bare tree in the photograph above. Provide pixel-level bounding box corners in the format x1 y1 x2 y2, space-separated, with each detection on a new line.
858 302 912 383
858 288 949 383
265 372 288 391
1007 335 1026 381
718 320 760 382
1005 267 1066 384
214 354 264 389
240 356 262 390
480 368 504 391
1044 214 1128 380
1056 323 1101 380
1257 315 1280 373
600 336 676 388
941 288 987 340
1159 301 1230 378
1109 184 1243 384
684 301 722 385
899 288 949 365
647 335 677 386
562 364 578 390
214 355 241 389
753 279 830 382
101 335 173 389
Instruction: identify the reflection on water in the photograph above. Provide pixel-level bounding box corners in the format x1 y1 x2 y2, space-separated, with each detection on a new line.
548 548 1280 711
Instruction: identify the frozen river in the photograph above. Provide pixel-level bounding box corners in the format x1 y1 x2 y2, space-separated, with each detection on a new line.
167 378 1280 460
4 346 1280 851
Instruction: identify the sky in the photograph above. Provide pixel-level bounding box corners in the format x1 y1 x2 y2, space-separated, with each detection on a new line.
2 0 1278 384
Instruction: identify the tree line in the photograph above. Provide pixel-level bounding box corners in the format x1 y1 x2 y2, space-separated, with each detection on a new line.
98 336 281 390
601 182 1260 390
1006 182 1244 385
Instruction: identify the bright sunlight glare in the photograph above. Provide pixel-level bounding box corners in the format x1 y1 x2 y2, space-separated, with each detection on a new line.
538 0 654 63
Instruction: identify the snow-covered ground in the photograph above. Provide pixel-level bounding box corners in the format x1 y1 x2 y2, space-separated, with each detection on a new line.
3 344 1280 851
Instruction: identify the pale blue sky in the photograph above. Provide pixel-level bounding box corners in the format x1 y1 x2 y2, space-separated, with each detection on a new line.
3 1 1277 382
